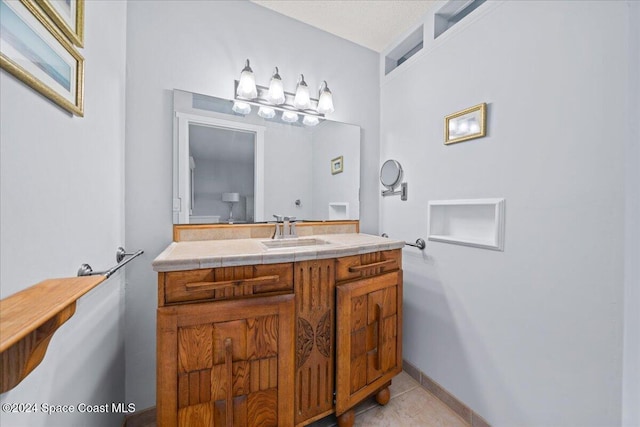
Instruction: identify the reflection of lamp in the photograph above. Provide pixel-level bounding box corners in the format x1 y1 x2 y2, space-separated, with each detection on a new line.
222 192 240 223
232 101 251 115
281 111 299 123
302 115 319 126
258 106 276 119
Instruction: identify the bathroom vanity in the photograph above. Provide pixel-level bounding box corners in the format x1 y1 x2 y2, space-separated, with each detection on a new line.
153 230 404 427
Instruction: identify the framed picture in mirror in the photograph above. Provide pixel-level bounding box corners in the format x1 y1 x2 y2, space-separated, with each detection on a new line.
444 103 487 145
331 156 344 175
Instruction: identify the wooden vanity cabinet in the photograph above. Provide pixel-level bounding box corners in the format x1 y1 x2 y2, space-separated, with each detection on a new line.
157 250 402 427
157 263 296 427
335 270 402 415
333 250 403 426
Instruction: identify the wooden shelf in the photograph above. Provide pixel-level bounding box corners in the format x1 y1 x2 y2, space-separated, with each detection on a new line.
0 276 106 393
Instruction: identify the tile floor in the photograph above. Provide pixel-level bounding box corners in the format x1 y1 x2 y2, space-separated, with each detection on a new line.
309 371 469 427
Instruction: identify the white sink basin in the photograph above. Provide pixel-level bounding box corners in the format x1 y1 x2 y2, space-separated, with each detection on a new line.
261 238 329 250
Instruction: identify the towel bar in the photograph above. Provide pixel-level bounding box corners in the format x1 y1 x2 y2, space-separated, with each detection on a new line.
381 233 425 250
78 247 144 278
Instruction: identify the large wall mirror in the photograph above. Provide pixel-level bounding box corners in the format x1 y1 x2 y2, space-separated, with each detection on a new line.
173 89 361 224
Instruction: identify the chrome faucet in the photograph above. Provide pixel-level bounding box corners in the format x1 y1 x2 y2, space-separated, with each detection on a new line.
272 214 298 239
287 216 297 238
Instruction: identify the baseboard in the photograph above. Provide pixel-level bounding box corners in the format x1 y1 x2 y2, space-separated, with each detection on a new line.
122 406 156 427
403 359 491 427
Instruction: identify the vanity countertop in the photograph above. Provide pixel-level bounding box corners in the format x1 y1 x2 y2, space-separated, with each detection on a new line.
153 233 405 272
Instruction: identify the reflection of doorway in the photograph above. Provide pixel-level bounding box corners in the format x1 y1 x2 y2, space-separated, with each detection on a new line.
175 113 265 224
190 124 254 223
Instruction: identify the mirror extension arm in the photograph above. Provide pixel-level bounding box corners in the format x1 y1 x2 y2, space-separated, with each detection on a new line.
382 182 408 201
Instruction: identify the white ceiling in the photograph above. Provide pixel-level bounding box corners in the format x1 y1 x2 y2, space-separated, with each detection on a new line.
250 0 436 53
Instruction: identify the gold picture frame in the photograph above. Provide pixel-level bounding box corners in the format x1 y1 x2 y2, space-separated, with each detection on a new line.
35 0 84 47
1 0 84 116
444 103 487 145
331 156 344 175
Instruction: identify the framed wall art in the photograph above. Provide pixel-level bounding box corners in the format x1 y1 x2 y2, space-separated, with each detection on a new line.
0 0 84 116
444 103 487 145
35 0 84 47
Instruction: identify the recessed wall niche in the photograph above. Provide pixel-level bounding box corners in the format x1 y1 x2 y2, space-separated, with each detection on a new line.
427 198 505 251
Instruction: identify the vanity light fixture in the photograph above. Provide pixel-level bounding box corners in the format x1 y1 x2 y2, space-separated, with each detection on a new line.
293 74 311 110
317 81 334 114
267 67 285 105
233 59 334 126
236 59 257 99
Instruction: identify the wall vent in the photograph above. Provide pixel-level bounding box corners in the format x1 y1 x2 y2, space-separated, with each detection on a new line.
434 0 486 39
384 25 424 75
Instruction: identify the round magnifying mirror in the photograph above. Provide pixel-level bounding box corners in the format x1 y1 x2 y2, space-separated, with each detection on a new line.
380 159 403 191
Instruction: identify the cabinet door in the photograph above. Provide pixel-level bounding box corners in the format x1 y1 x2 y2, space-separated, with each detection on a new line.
293 259 335 424
335 271 403 415
157 294 294 427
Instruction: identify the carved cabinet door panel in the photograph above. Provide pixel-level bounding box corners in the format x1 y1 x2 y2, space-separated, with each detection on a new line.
157 294 294 427
334 271 403 416
293 259 336 424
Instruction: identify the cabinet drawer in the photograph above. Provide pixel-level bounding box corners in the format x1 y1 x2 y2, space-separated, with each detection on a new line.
162 263 294 305
335 249 401 283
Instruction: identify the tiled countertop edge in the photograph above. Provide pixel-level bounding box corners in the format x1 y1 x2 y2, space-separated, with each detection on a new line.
153 234 405 272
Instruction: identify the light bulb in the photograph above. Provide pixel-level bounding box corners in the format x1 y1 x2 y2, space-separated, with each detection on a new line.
294 74 310 110
281 111 299 123
317 81 334 114
236 59 257 99
469 120 480 133
302 115 320 126
232 101 251 115
258 106 276 119
267 67 285 105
